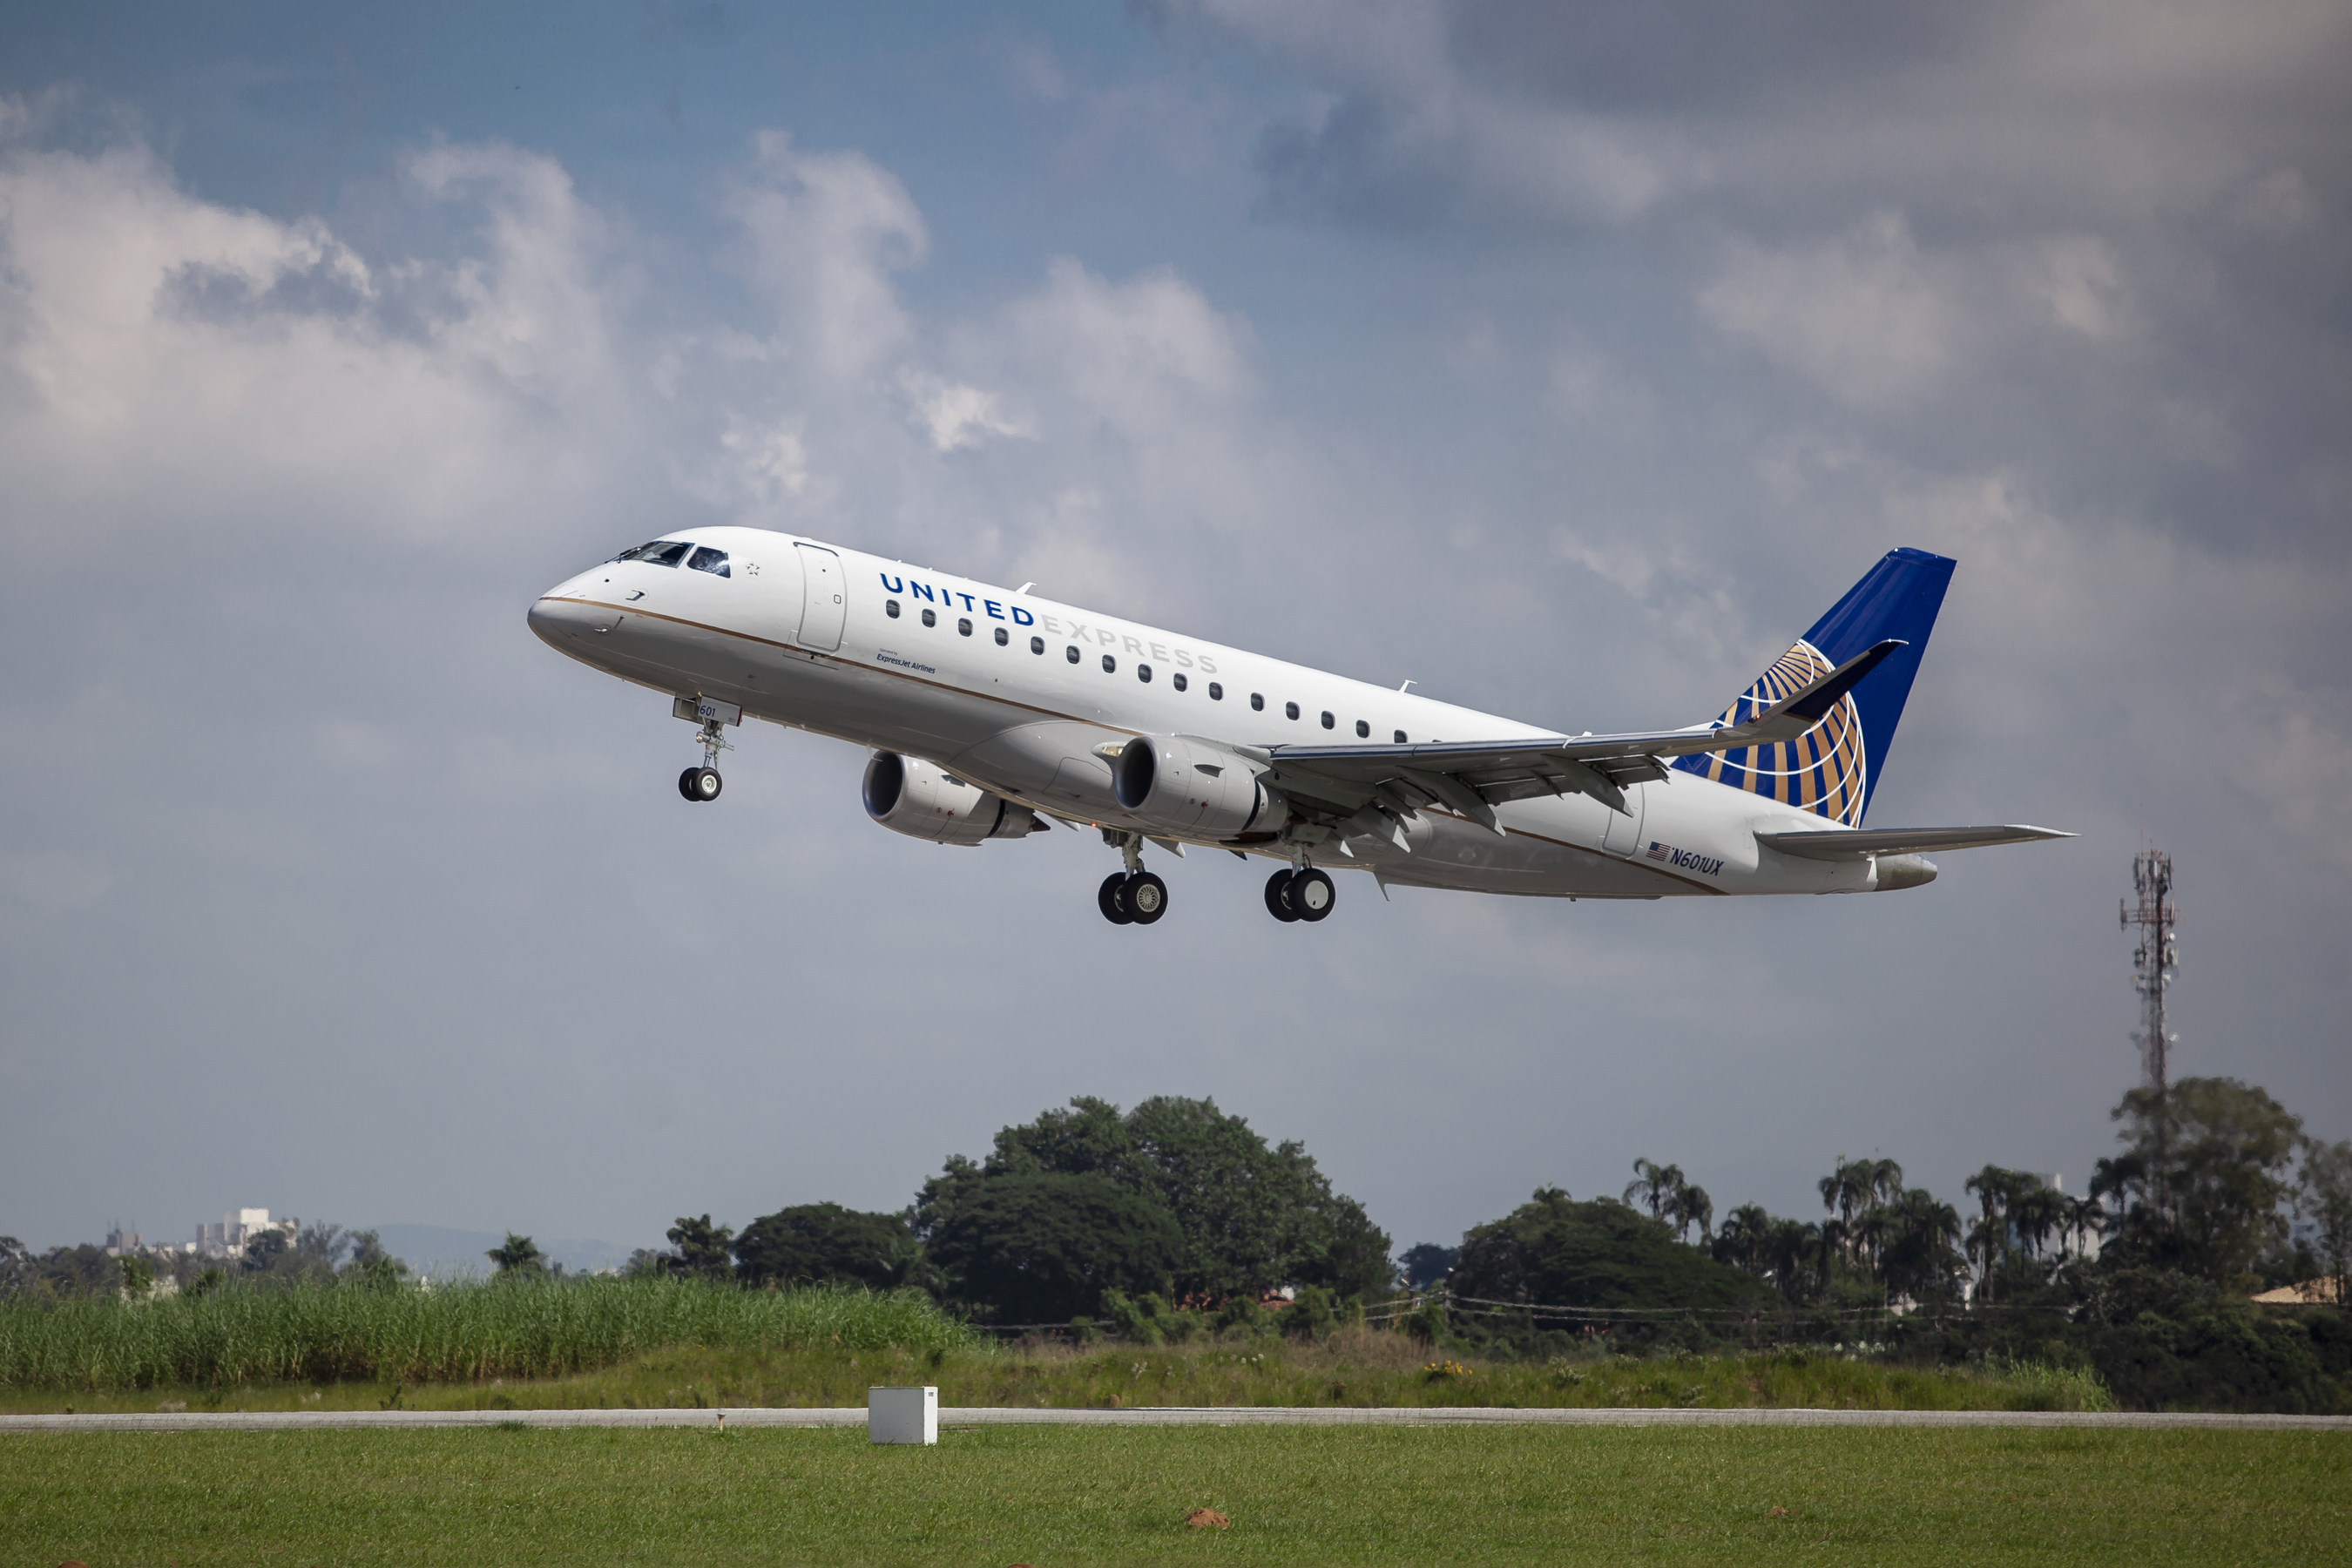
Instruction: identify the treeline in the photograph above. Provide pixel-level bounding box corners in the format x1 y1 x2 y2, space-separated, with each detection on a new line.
1426 1077 2352 1412
0 1224 407 1306
609 1096 1392 1337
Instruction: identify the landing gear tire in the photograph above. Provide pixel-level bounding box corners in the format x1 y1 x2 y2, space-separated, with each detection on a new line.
1127 871 1168 925
1098 872 1136 925
679 766 722 802
1265 869 1301 923
1292 868 1335 922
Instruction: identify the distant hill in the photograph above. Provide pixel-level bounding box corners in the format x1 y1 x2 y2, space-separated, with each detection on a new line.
365 1225 640 1281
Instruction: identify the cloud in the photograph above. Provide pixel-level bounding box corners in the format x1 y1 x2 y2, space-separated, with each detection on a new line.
1699 213 1966 407
899 371 1032 452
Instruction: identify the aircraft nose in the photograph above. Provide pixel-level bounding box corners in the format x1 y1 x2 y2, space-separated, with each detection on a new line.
527 592 605 647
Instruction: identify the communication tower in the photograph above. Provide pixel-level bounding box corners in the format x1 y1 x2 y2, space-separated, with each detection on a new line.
2119 848 2178 1090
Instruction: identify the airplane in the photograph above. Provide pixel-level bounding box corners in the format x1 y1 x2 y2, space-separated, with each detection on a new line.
528 533 2068 925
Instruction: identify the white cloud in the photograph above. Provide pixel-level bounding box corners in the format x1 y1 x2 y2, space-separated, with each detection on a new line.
725 132 928 383
899 371 1032 452
1700 213 1963 407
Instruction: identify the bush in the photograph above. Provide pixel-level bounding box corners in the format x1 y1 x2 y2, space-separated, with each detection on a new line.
1281 1286 1338 1341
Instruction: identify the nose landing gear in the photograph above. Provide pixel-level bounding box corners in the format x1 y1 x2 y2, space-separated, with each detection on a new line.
673 697 737 803
1098 830 1170 926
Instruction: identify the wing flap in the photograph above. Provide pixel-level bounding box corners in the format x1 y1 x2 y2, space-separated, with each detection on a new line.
1756 824 2075 861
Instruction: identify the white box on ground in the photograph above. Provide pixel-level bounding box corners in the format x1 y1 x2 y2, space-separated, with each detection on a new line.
868 1386 937 1445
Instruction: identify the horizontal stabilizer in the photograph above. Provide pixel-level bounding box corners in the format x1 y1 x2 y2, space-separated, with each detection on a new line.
1756 824 2075 862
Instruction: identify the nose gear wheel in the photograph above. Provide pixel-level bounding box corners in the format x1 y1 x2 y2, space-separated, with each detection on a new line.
679 766 722 801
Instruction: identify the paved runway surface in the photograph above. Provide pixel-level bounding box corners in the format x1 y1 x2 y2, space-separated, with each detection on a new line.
4 1407 2344 1433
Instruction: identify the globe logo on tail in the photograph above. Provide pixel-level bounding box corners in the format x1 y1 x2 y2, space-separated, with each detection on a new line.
1675 640 1869 825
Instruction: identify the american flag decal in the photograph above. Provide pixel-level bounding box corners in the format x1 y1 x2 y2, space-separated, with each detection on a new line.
1646 841 1670 862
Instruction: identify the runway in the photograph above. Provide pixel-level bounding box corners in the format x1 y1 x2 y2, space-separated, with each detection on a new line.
4 1406 2344 1433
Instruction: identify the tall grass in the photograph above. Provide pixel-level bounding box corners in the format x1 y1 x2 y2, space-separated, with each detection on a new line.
0 1279 978 1391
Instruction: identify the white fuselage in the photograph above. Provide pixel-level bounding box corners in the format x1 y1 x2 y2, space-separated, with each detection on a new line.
529 526 1896 900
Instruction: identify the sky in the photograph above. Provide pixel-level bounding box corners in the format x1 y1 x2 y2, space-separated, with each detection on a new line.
3 0 2347 1263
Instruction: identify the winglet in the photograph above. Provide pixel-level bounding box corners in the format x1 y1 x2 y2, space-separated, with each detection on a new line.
1742 639 1903 736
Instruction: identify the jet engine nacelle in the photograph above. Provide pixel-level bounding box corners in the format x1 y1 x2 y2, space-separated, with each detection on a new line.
863 752 1045 846
1113 735 1275 840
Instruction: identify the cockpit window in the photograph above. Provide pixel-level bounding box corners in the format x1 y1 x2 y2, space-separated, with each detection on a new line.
613 540 690 566
687 546 730 578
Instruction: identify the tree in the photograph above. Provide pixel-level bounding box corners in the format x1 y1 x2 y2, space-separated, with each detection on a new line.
2298 1138 2352 1304
733 1203 926 1291
1625 1159 1683 1223
1453 1187 1772 1316
341 1230 409 1289
1711 1206 1825 1302
1398 1243 1458 1289
486 1233 547 1280
664 1215 735 1283
2094 1078 2302 1288
923 1170 1184 1323
240 1228 291 1275
1963 1166 2045 1301
1876 1188 1964 1303
917 1096 1389 1306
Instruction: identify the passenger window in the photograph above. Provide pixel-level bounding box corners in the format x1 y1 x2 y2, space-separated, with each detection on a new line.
1031 636 1045 655
1394 729 1407 744
1321 711 1335 729
922 607 936 628
886 599 901 619
687 547 730 577
1250 693 1264 711
1102 654 1117 673
616 540 690 566
1173 672 1187 693
994 626 1009 646
958 618 973 636
1209 683 1223 700
1066 645 1080 663
1138 663 1152 683
1355 720 1369 738
1285 701 1300 720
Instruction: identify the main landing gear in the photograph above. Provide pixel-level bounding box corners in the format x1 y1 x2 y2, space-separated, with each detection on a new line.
1098 829 1169 927
1264 866 1335 923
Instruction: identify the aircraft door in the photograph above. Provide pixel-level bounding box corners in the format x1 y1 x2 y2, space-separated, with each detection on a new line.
1600 781 1647 857
795 543 846 651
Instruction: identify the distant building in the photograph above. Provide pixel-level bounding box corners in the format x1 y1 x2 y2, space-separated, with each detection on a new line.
103 1227 141 1256
193 1207 296 1260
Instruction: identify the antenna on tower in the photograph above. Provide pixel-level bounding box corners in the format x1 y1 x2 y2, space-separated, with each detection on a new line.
2119 847 2179 1091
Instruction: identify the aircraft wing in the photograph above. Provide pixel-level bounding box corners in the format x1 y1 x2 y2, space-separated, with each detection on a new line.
1754 824 2076 861
1252 639 1907 828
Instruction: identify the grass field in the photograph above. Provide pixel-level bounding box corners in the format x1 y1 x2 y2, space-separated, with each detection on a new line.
3 1423 2342 1565
0 1327 2116 1416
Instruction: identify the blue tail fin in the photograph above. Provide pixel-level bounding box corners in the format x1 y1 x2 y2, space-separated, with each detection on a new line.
1670 549 1955 825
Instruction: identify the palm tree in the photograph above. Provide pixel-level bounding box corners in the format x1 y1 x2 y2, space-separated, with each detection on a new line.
1964 1213 2009 1303
1669 1180 1713 1245
2059 1193 2106 1260
486 1233 547 1279
1713 1205 1774 1276
1624 1159 1684 1223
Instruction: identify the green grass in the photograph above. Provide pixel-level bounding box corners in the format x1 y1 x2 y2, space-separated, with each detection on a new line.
0 1280 974 1391
2 1425 2342 1565
0 1328 2118 1416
